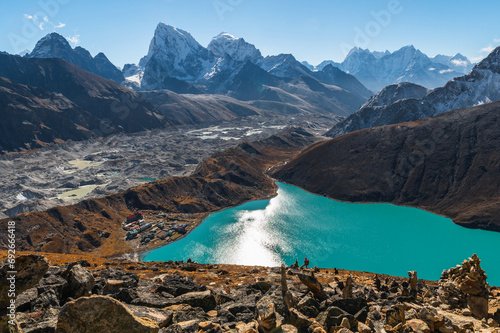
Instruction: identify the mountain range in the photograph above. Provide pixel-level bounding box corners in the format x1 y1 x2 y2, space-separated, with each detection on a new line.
327 46 500 137
135 23 371 115
302 46 474 92
27 33 125 83
0 23 495 154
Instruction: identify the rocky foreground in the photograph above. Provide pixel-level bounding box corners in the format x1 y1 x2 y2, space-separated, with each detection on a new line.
2 253 500 333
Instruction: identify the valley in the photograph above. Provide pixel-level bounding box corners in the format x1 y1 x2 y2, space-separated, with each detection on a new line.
0 113 337 218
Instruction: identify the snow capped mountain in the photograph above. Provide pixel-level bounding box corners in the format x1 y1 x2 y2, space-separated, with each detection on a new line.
138 22 371 103
256 54 312 78
29 32 74 58
140 23 216 90
432 53 474 74
28 33 124 83
427 46 500 114
339 45 461 92
306 46 472 92
207 32 261 62
327 46 500 137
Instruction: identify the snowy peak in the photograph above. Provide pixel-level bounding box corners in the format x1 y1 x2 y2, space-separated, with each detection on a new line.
29 32 73 58
207 32 262 62
140 23 215 90
145 23 208 63
256 54 312 78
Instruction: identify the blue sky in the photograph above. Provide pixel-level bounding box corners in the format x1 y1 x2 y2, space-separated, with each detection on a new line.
1 0 499 68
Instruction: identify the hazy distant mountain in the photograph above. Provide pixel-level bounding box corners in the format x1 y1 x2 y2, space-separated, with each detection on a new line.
432 53 474 74
327 46 500 137
312 64 372 100
340 46 462 91
305 46 471 92
223 62 368 116
28 33 124 83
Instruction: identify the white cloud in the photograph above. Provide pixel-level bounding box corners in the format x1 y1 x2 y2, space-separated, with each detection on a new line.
66 34 80 46
481 46 495 54
494 38 500 43
450 59 468 67
23 13 66 31
439 69 453 74
470 55 485 62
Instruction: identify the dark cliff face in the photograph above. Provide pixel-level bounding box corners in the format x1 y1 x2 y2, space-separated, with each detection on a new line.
0 54 167 151
274 101 500 231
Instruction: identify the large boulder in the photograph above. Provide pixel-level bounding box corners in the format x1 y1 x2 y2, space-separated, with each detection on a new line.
172 290 216 312
63 264 95 300
158 275 205 296
406 319 430 333
55 295 159 333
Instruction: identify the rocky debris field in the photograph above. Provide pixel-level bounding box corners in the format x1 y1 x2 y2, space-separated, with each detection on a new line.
2 253 500 333
0 114 338 219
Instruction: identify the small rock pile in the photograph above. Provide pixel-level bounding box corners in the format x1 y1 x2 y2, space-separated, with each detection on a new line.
438 254 490 318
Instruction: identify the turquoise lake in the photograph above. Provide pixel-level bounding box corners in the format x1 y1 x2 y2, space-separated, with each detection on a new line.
144 182 500 285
